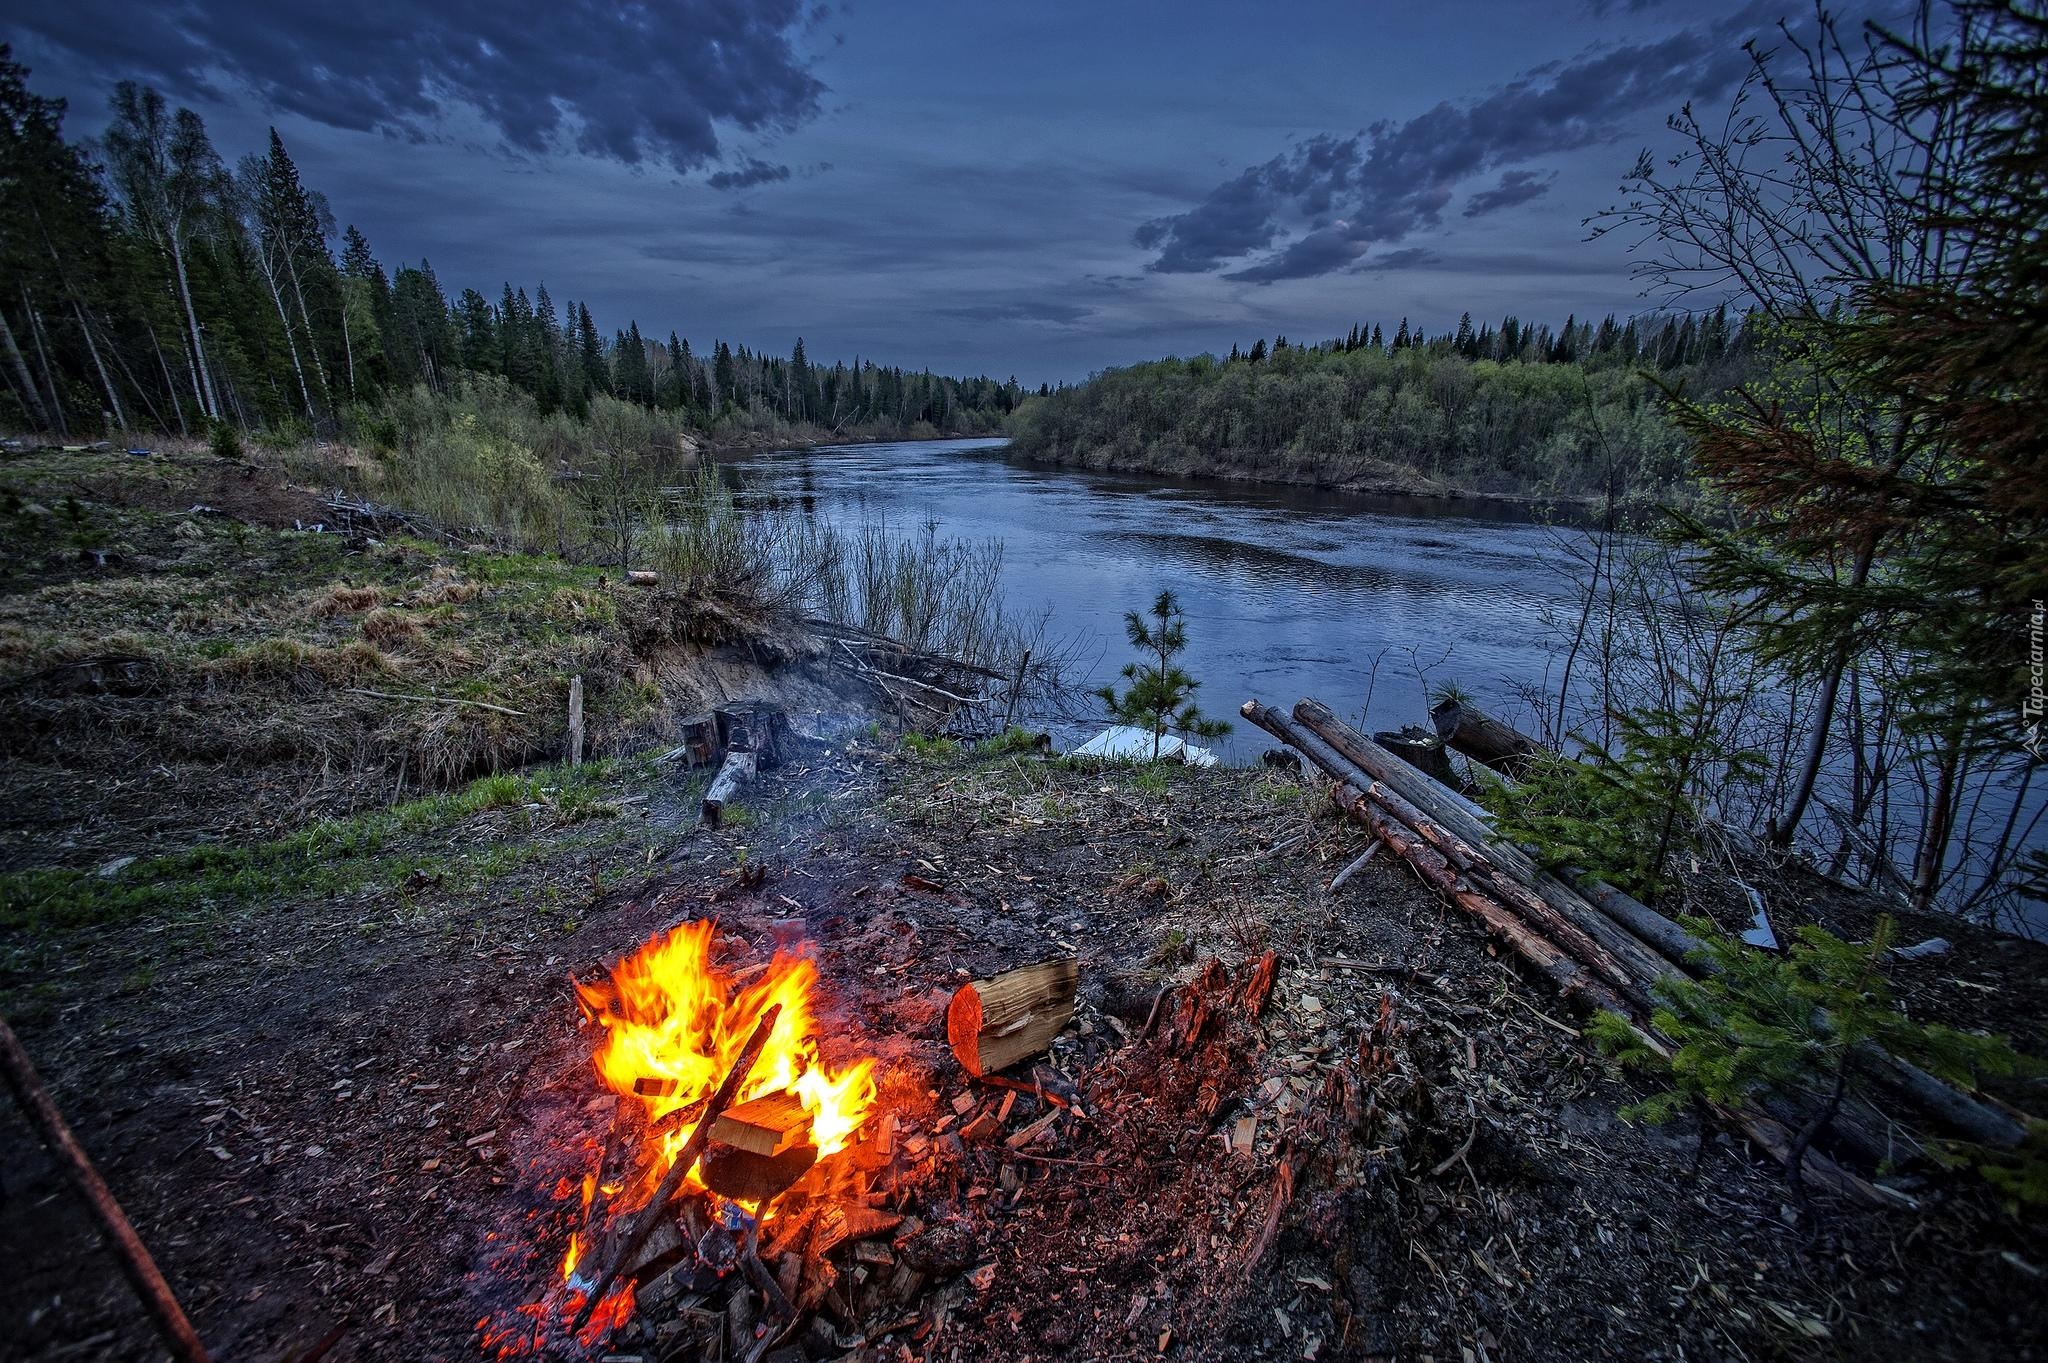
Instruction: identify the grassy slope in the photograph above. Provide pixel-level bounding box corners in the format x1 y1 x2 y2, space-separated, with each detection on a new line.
0 446 777 875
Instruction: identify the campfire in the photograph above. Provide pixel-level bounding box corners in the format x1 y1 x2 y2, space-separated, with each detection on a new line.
484 920 882 1358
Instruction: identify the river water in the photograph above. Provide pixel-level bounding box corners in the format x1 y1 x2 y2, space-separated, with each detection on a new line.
728 437 1589 762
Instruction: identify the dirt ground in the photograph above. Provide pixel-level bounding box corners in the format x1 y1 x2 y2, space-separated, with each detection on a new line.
4 733 2045 1363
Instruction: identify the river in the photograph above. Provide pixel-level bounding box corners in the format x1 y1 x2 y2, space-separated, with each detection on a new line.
727 436 1589 762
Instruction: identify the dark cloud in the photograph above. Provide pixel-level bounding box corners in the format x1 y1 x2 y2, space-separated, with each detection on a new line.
8 0 825 171
1356 247 1439 272
1462 169 1558 217
938 299 1092 325
1137 5 1771 282
708 157 793 191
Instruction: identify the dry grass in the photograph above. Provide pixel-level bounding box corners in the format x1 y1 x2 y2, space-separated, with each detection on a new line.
359 606 427 648
313 583 385 615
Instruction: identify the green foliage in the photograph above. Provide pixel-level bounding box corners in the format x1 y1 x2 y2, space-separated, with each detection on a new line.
976 726 1044 756
1096 589 1230 761
901 732 958 761
0 760 617 932
1592 915 2040 1202
1007 332 1725 500
1482 698 1762 899
209 419 243 461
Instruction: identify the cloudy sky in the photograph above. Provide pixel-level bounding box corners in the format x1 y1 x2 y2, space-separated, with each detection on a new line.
0 0 1862 383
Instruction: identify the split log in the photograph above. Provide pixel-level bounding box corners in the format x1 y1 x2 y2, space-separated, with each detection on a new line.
1429 695 1542 777
709 1090 813 1157
1373 725 1459 789
701 749 757 829
700 1141 820 1205
947 958 1079 1077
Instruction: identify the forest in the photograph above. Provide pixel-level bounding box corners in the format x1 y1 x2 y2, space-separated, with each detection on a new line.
0 52 1025 449
1004 308 1754 502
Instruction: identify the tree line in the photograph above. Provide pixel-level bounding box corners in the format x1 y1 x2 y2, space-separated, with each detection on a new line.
1005 309 1756 500
0 51 1025 442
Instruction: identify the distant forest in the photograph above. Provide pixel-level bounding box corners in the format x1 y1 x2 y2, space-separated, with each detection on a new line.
0 52 1025 444
1006 309 1758 501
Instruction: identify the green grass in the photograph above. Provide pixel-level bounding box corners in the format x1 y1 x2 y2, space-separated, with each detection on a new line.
0 760 623 934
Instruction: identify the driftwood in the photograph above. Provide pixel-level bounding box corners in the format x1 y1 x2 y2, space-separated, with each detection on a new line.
0 1015 211 1363
948 958 1079 1077
574 1004 782 1332
702 750 757 829
1429 696 1542 776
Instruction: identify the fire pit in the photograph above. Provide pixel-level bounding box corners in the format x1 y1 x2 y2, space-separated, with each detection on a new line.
482 920 884 1359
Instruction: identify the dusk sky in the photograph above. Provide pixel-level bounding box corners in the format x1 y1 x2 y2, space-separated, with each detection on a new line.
0 0 1881 383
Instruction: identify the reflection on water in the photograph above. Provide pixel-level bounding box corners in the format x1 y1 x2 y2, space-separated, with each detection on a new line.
725 436 1588 761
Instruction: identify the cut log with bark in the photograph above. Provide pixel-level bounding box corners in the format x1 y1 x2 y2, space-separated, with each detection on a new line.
947 958 1079 1077
709 1090 814 1157
702 750 757 829
1374 725 1460 788
677 713 722 769
1429 695 1543 776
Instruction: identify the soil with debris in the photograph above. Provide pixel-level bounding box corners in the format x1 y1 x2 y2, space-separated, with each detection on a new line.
4 730 2045 1363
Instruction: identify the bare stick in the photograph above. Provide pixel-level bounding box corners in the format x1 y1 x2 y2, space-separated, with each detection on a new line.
572 1002 783 1332
1327 840 1383 893
0 1015 211 1363
344 687 527 717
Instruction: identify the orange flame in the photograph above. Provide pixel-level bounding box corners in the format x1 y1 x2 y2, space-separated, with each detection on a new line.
572 920 877 1209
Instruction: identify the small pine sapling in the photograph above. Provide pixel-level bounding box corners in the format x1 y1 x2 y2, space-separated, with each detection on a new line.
1096 589 1229 761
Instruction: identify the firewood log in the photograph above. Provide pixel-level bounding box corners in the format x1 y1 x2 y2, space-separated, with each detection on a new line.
710 1090 813 1157
701 749 757 828
947 958 1079 1077
1429 695 1543 776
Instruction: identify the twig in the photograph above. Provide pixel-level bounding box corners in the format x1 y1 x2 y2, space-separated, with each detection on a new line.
0 1015 211 1363
572 1003 783 1332
344 687 527 717
1328 840 1384 892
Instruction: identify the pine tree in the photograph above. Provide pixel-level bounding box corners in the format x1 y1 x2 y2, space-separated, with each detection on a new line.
1095 589 1230 761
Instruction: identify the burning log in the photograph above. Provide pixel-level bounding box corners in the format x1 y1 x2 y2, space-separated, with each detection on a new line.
1429 695 1543 776
574 1002 783 1332
710 1090 813 1157
701 749 757 829
700 1141 821 1205
947 958 1079 1078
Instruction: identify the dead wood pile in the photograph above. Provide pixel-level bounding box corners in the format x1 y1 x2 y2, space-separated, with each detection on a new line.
1242 696 2029 1208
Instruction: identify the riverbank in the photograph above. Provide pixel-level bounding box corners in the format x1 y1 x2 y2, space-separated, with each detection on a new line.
997 439 1609 513
4 727 2044 1362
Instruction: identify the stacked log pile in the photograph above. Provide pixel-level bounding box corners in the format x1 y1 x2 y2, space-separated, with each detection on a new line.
1243 696 2028 1205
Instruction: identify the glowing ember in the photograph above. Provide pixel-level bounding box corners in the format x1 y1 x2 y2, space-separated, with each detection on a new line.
572 920 878 1212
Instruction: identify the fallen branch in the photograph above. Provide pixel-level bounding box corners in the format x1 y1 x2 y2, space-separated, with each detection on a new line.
344 687 527 717
0 1015 211 1363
